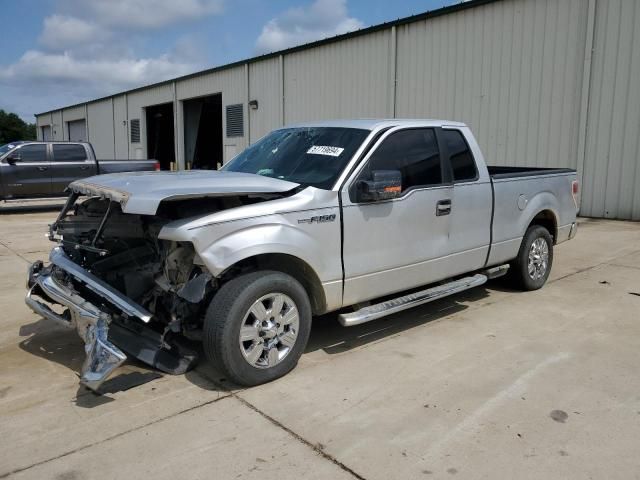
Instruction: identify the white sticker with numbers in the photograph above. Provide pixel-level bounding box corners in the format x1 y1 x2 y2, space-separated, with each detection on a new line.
306 145 344 157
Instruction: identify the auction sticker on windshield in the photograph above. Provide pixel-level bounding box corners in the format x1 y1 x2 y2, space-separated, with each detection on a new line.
307 145 344 157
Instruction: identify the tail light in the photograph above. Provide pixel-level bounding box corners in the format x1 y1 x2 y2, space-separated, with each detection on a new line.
571 180 579 209
154 161 161 171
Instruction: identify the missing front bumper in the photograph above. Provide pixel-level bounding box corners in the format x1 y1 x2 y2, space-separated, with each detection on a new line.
25 248 200 392
26 268 127 391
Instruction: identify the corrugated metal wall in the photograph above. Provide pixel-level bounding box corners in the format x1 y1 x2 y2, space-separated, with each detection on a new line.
581 0 640 220
283 30 393 122
61 106 85 122
87 99 115 158
33 0 640 219
35 115 49 141
396 0 588 171
50 111 63 141
249 57 282 142
113 95 128 159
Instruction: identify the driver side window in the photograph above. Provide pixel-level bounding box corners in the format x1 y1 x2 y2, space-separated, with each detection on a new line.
15 144 47 162
360 128 442 192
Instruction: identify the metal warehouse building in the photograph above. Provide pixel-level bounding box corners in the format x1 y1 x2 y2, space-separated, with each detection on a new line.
35 0 640 220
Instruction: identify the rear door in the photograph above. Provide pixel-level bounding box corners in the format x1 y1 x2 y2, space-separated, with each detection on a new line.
340 126 454 306
441 127 492 273
50 143 97 194
0 143 51 197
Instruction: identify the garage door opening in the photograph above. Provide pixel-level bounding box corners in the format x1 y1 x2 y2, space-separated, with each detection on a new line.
146 103 175 170
67 119 87 141
183 94 223 170
41 125 52 141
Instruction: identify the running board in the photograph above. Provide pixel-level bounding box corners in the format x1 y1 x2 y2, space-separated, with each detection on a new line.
338 273 489 327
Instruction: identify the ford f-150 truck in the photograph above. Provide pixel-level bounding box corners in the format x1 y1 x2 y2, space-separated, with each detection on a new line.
0 141 159 200
25 119 579 390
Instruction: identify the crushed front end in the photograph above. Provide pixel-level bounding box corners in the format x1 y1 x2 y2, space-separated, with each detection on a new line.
24 193 220 391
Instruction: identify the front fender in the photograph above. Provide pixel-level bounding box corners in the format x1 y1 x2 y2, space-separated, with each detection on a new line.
196 222 334 278
159 209 342 283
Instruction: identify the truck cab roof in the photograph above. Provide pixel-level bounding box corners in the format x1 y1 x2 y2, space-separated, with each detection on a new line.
281 118 468 131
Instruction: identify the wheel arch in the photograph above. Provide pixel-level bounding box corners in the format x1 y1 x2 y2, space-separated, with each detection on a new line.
528 209 558 243
218 253 327 315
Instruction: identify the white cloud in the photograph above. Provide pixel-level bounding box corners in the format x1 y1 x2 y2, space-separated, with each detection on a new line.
255 0 364 54
60 0 224 30
39 15 111 51
0 0 221 120
0 50 199 95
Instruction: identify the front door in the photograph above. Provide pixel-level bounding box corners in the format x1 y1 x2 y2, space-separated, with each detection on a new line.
50 144 97 194
1 143 51 197
341 127 454 306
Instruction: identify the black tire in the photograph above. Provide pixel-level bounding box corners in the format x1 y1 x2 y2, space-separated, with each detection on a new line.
203 270 312 386
509 225 554 291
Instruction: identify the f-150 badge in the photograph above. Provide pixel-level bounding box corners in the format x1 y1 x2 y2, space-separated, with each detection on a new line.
298 214 336 224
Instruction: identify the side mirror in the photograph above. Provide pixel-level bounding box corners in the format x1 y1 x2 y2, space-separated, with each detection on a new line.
356 170 402 202
5 152 21 164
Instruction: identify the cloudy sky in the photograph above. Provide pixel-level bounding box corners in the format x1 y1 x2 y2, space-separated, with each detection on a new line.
1 0 459 122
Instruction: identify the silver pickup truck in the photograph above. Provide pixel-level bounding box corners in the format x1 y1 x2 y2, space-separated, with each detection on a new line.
25 119 579 390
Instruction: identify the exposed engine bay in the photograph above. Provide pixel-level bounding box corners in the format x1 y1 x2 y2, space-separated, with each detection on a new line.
28 191 284 386
53 196 214 339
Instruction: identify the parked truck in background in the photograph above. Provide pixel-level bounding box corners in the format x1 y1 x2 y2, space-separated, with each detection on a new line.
25 119 579 391
0 141 159 200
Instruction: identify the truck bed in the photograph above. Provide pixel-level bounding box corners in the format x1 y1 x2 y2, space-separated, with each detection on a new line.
488 166 575 179
97 159 159 175
487 165 578 268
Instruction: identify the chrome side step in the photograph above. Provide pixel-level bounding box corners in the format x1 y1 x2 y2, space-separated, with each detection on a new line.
338 273 490 327
483 264 510 279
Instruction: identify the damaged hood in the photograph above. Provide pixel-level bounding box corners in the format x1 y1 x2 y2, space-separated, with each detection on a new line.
69 170 299 215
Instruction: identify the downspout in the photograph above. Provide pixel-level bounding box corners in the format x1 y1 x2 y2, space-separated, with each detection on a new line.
85 103 89 142
245 63 251 146
576 0 597 197
389 25 398 118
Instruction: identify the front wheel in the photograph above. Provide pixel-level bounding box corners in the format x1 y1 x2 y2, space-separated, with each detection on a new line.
509 225 554 291
203 270 312 386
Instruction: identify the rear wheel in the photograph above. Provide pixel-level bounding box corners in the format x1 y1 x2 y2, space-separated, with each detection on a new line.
203 270 312 386
510 225 553 291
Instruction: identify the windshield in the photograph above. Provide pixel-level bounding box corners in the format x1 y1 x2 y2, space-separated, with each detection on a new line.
0 143 19 155
222 127 370 189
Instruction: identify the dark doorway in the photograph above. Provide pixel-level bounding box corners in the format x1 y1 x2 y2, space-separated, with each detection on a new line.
183 94 223 170
146 103 175 170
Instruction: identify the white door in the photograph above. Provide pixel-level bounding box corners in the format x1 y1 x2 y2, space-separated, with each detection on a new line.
67 120 87 142
341 127 453 306
41 126 52 141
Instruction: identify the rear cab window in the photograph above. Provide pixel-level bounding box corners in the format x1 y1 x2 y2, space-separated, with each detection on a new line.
53 144 88 162
441 129 478 182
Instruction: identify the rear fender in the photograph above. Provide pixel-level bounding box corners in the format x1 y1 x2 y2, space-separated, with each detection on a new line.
520 191 560 239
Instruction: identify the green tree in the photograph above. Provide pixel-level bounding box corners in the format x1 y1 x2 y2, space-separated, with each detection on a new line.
0 110 37 144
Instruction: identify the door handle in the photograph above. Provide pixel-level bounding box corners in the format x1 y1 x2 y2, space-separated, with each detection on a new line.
436 199 452 216
37 166 48 171
80 165 90 170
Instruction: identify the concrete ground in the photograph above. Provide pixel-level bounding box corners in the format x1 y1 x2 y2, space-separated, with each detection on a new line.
1 202 639 480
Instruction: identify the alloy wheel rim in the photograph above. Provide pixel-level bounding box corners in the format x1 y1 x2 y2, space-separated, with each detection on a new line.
238 293 300 369
527 237 549 280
